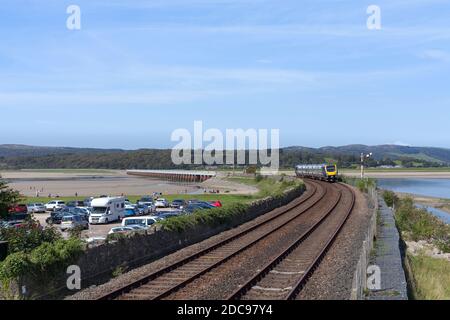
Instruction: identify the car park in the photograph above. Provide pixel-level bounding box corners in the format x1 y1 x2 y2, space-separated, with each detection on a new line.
45 200 66 212
60 215 89 231
170 199 186 209
27 203 46 213
155 198 169 208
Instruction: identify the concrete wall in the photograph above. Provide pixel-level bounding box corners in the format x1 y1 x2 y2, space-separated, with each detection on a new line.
350 187 378 300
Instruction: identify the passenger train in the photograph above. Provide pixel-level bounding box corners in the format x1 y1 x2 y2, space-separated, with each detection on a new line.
295 164 338 182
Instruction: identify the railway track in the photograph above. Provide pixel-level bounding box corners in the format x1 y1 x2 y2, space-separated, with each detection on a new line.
227 182 355 300
97 180 355 300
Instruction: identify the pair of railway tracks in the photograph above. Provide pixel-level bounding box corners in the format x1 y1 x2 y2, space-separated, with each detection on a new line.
97 180 355 300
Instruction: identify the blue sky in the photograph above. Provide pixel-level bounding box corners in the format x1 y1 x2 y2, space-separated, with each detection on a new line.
1 0 450 149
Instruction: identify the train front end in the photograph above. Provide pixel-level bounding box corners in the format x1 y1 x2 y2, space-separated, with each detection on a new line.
325 165 338 182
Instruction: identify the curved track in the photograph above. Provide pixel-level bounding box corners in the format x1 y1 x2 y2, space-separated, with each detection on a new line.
97 180 355 300
227 182 355 300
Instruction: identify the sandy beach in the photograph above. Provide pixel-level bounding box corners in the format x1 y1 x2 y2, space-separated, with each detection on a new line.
0 170 259 197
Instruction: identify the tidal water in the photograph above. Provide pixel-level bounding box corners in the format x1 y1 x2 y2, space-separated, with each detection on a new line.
377 178 450 199
377 178 450 224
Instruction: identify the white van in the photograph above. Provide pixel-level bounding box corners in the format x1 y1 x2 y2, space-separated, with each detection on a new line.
89 197 125 224
122 216 159 228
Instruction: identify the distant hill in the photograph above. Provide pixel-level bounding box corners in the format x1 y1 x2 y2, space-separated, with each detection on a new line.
0 144 449 169
285 144 450 164
0 144 124 158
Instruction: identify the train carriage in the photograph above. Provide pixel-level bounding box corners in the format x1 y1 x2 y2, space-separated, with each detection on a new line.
295 164 338 182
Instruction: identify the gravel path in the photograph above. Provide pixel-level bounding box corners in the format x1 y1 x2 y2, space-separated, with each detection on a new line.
295 185 372 300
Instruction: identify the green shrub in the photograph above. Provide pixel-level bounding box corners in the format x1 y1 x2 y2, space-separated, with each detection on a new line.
394 197 450 253
0 221 61 254
0 238 84 285
383 190 400 208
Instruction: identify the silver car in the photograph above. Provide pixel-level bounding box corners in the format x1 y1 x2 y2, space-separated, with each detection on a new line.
60 215 89 231
27 203 46 214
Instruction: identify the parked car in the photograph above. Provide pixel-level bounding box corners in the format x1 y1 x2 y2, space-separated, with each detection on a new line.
122 216 158 228
66 200 86 208
83 197 94 207
8 204 28 214
85 237 106 245
136 204 150 215
124 207 139 217
60 215 89 231
170 199 186 209
158 212 182 220
108 227 134 235
45 200 66 212
209 200 223 208
6 212 30 222
46 211 71 225
183 203 214 215
127 225 147 231
27 203 46 214
155 198 169 208
138 197 157 213
0 221 9 229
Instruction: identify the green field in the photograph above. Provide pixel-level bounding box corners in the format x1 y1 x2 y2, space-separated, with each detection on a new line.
24 176 302 207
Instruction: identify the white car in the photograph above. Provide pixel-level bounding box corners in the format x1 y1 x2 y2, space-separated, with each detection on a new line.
27 203 46 214
108 226 134 235
45 200 66 212
155 198 169 208
122 216 159 228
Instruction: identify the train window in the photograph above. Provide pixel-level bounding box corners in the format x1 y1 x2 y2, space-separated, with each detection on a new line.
326 166 336 171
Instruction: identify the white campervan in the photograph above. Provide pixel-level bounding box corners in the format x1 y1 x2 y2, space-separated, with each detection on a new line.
89 197 125 224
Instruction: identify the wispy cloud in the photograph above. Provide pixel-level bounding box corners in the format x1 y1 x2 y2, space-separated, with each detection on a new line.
419 49 450 62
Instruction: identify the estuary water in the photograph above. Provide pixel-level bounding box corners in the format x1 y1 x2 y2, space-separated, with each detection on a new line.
377 178 450 224
377 178 450 199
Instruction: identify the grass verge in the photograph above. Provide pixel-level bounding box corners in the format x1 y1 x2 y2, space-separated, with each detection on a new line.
407 253 450 300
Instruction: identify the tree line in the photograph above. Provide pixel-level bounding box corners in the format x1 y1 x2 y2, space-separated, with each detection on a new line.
1 148 444 170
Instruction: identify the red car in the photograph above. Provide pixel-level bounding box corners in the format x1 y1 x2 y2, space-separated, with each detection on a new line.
209 201 223 208
8 204 28 214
